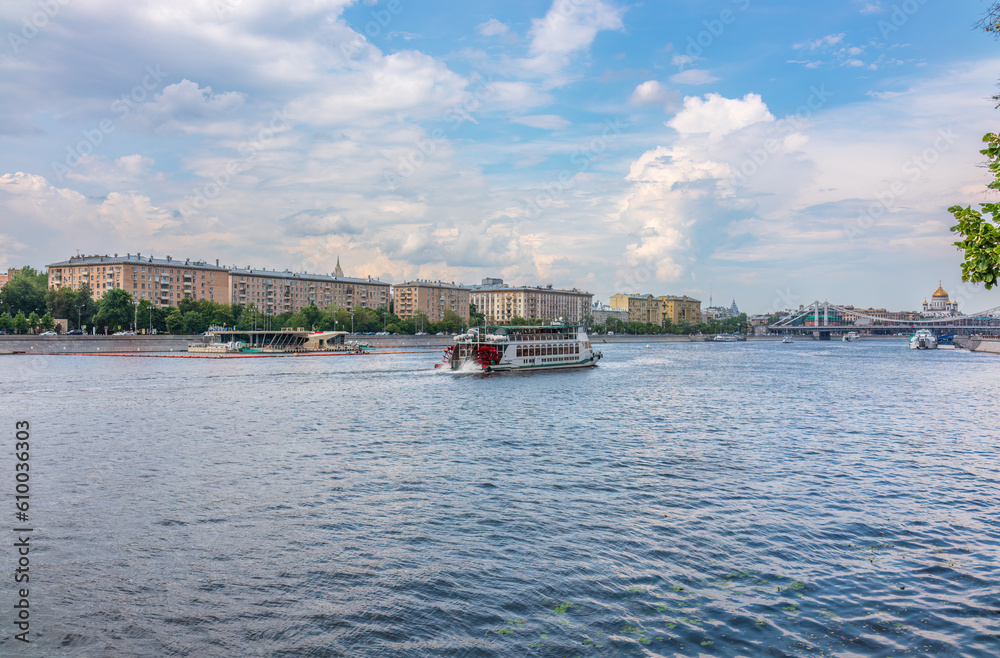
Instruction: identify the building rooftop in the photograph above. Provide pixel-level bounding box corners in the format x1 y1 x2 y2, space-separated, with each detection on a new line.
469 282 591 295
49 253 228 270
395 280 470 290
228 267 387 286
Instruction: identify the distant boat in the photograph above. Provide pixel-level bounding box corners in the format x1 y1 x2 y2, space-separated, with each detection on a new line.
909 329 938 350
842 332 861 342
782 336 793 343
713 334 743 342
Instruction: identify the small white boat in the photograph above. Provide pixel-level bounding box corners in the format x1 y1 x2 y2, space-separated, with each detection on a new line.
782 336 793 343
842 332 861 342
713 334 742 342
909 329 938 350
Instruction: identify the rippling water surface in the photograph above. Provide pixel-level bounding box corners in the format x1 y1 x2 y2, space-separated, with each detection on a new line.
3 340 999 656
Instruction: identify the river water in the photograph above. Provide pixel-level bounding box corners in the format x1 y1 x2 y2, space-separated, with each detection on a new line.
2 340 998 656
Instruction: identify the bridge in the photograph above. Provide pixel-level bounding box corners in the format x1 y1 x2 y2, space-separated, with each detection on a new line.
767 301 1000 339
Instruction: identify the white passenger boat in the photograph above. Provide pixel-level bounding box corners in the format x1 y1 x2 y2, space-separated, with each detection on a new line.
909 329 938 350
782 336 793 343
842 332 861 342
439 324 602 372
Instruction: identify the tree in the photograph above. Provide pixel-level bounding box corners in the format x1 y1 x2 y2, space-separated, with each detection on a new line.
75 285 97 330
27 311 40 333
40 312 54 331
0 312 11 332
469 303 485 326
13 311 28 334
951 133 1000 289
183 311 208 334
45 286 77 325
165 309 184 334
439 309 463 334
94 288 134 331
0 267 47 317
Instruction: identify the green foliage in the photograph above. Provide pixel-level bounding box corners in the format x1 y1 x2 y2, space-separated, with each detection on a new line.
183 311 208 334
27 311 40 332
94 288 134 331
0 266 47 317
469 303 485 326
165 309 184 334
951 132 1000 289
0 312 11 331
40 313 54 331
13 311 28 334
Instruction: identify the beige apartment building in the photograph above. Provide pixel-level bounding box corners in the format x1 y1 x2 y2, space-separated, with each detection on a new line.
469 279 593 324
393 281 470 323
47 253 390 314
659 295 702 324
228 268 390 315
0 268 20 288
47 254 228 307
611 293 663 325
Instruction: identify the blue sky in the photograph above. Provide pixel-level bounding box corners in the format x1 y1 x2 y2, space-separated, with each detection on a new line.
1 0 999 313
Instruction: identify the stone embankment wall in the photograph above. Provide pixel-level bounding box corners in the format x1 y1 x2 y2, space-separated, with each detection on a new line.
0 335 200 354
956 336 1000 355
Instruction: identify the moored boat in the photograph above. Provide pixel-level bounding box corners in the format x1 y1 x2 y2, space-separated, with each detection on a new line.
440 324 602 372
842 332 861 342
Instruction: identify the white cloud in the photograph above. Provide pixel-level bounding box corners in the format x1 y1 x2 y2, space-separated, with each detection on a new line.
629 80 671 105
859 2 883 15
794 33 845 51
668 93 774 139
671 54 699 69
483 81 554 110
478 18 510 37
288 51 469 126
520 0 625 80
669 69 720 85
129 80 246 135
511 115 571 130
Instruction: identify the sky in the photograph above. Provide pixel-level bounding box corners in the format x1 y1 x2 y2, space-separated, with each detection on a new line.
1 0 999 314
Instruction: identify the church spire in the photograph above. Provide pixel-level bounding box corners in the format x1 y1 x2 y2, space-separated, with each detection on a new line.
334 256 343 278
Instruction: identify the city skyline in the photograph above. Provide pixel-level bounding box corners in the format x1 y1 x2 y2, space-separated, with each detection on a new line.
2 1 1000 313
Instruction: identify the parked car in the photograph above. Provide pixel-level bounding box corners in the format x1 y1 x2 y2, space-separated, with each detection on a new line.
39 331 57 336
415 332 428 336
66 329 84 335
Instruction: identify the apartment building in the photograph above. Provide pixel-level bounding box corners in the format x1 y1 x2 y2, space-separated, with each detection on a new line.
659 295 702 324
47 253 390 314
610 293 663 325
393 280 470 323
228 268 390 315
469 278 593 324
47 254 228 307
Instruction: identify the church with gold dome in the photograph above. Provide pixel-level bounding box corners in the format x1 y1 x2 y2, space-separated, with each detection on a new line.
921 282 959 317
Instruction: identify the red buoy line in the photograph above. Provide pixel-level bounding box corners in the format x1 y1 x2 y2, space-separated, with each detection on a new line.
11 350 441 359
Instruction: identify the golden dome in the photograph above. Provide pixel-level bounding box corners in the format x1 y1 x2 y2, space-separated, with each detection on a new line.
932 285 949 298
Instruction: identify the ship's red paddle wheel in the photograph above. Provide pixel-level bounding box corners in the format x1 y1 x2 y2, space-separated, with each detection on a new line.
475 345 502 369
435 345 455 368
